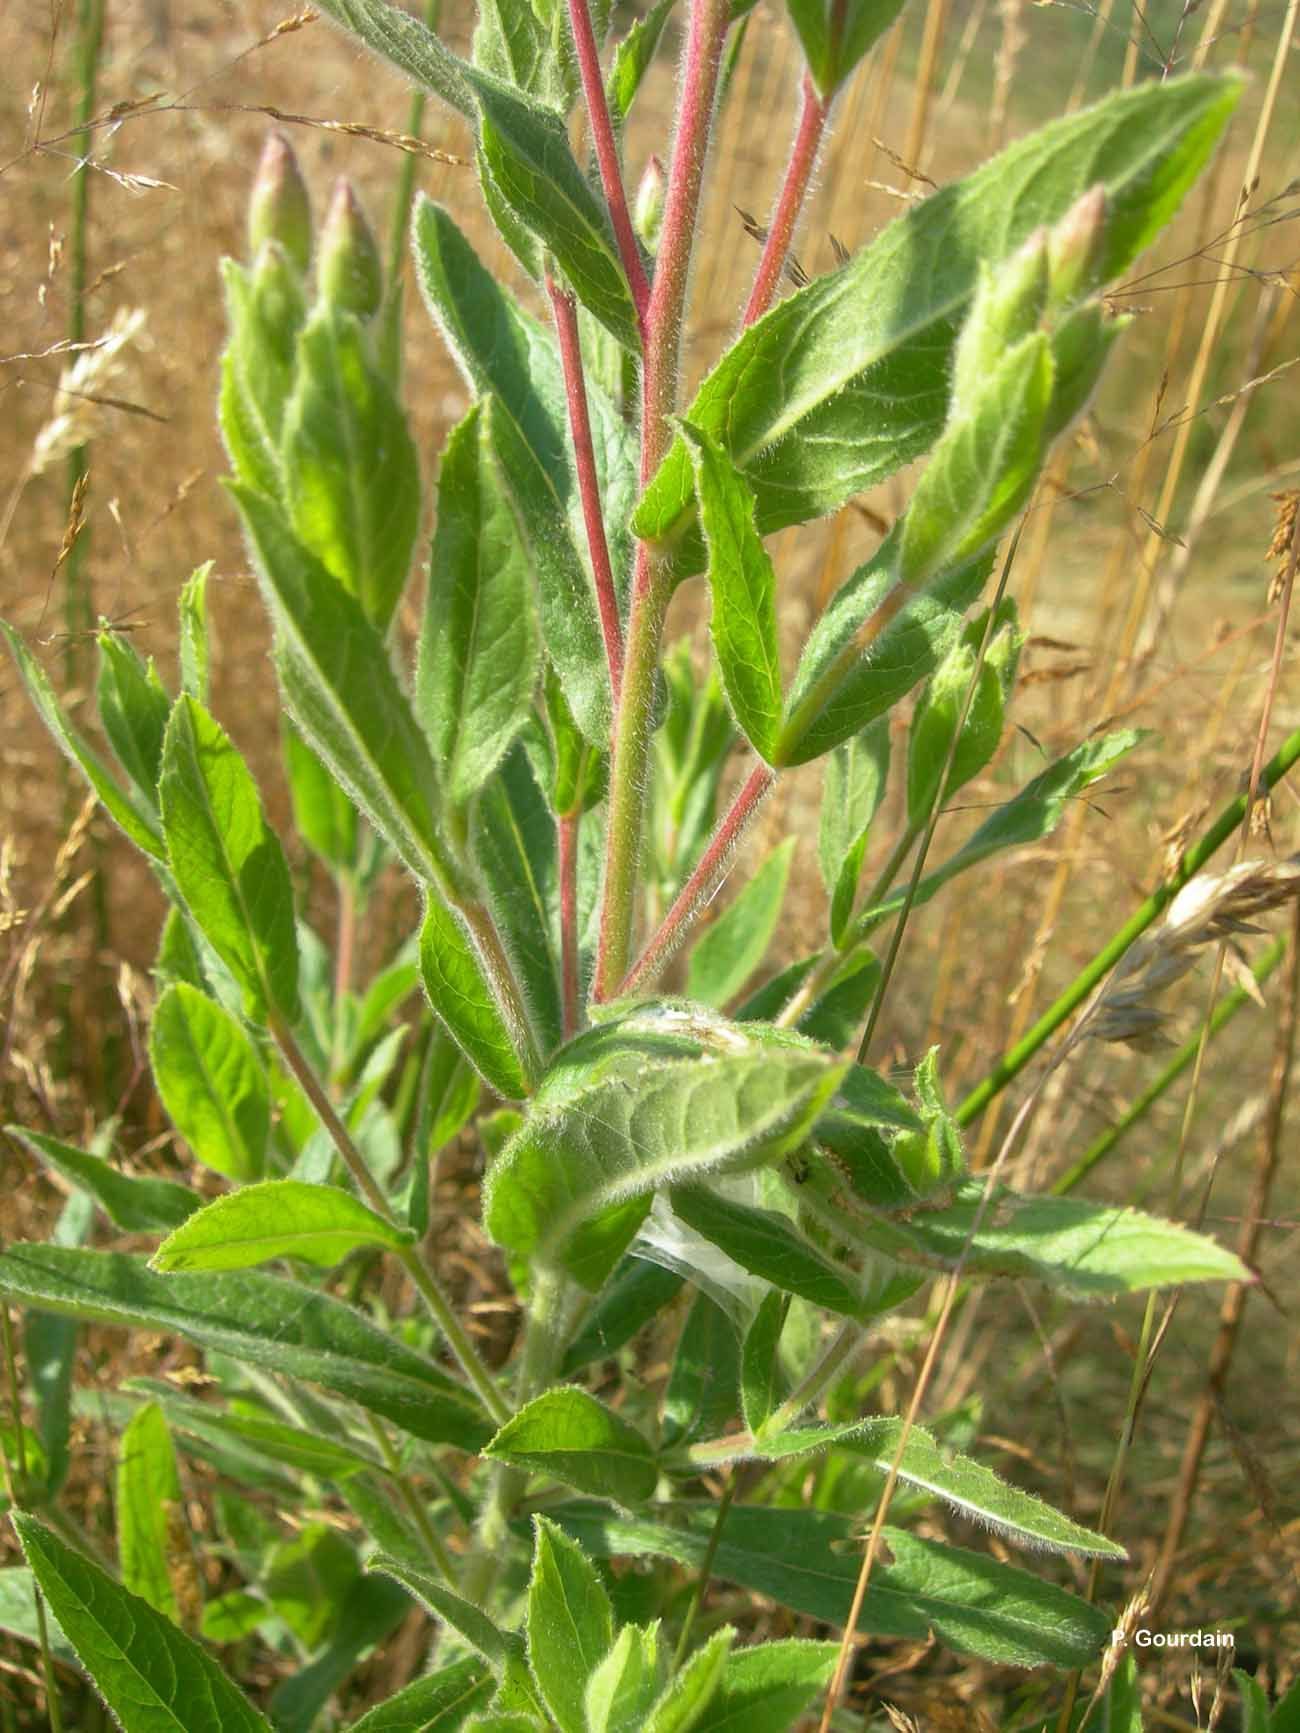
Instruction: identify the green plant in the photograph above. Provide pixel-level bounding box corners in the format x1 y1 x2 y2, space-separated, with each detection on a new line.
1 1 1289 1727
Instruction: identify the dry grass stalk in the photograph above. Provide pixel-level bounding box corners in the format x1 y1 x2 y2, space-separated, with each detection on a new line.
28 306 148 479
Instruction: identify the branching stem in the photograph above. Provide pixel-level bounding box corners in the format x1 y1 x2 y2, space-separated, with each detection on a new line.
595 0 734 999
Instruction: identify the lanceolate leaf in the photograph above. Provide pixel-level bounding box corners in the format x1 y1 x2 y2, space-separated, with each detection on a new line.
608 0 677 124
690 1418 1122 1556
1 621 165 862
96 631 170 804
549 1502 1112 1667
150 983 270 1184
0 1245 491 1450
151 1180 413 1273
348 1658 494 1732
468 72 641 351
682 424 783 763
283 721 359 872
527 1517 614 1733
485 1387 658 1504
643 1627 732 1732
847 729 1145 940
313 0 476 118
412 199 632 742
281 304 422 632
419 402 541 804
14 1513 272 1732
158 697 300 1024
692 1640 838 1733
125 1379 382 1480
819 717 890 945
687 839 796 1008
116 1402 190 1622
8 1127 198 1233
634 75 1241 568
484 1007 846 1283
671 1185 871 1320
231 484 457 894
842 1182 1252 1298
420 895 532 1100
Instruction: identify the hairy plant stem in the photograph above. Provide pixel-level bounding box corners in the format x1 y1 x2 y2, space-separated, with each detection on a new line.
595 0 733 999
1 1306 64 1733
547 274 624 698
364 1412 461 1584
672 1471 735 1670
764 1315 864 1435
742 73 828 326
271 1017 511 1427
565 0 651 334
618 762 775 997
558 809 581 1038
954 720 1300 1127
461 1266 571 1605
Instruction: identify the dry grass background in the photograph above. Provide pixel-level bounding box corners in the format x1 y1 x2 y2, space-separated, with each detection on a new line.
1 0 1298 1724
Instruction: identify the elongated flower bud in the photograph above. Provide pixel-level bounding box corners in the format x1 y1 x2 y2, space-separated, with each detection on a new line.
318 178 383 319
634 155 665 248
1046 184 1108 312
248 132 311 275
950 232 1048 422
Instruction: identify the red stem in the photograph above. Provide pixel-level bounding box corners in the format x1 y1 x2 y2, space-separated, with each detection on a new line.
742 73 828 328
558 810 581 1038
616 762 775 998
594 0 733 1002
547 273 625 701
566 0 651 339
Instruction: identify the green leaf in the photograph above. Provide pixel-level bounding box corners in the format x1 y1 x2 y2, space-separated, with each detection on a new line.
149 983 270 1183
607 0 677 124
178 564 211 703
125 1378 380 1480
8 1126 198 1232
906 601 1021 825
313 0 475 118
526 1516 614 1733
0 1245 491 1451
1236 1673 1273 1733
819 717 890 946
549 1502 1112 1667
483 1006 846 1284
740 1290 788 1434
97 631 170 804
420 402 541 803
0 1567 78 1666
281 303 422 632
13 1512 272 1731
900 335 1054 586
848 729 1145 940
25 1191 95 1496
159 696 299 1024
473 0 574 110
271 1572 409 1733
218 255 299 501
560 1257 684 1374
485 1387 658 1504
662 1291 740 1448
831 0 907 89
682 425 783 762
264 1520 359 1650
230 484 456 893
634 75 1241 566
116 1401 190 1622
813 1064 925 1211
1 620 166 861
585 1623 664 1733
777 533 994 765
468 72 641 351
642 1626 732 1732
693 1639 838 1733
695 1417 1122 1556
671 1186 870 1320
283 720 359 872
471 745 563 1059
374 1556 523 1672
687 840 796 1008
420 894 532 1099
412 199 630 743
151 1179 412 1273
845 1181 1252 1297
348 1658 495 1732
